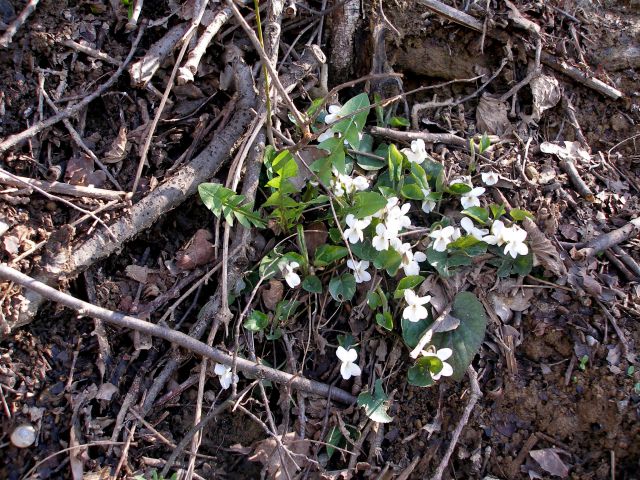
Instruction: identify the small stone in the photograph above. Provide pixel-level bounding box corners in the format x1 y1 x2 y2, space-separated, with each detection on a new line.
11 424 36 448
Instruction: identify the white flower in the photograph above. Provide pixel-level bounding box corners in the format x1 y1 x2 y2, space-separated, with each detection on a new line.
386 202 412 231
336 346 361 379
372 197 400 219
401 247 427 276
502 224 529 259
421 188 436 213
483 220 508 246
372 223 398 251
460 217 489 241
420 348 454 380
460 186 486 209
429 226 456 252
347 259 372 283
281 260 301 288
481 171 499 186
325 104 342 124
343 214 371 244
401 139 428 164
214 363 239 390
402 289 431 323
351 175 369 192
317 129 336 143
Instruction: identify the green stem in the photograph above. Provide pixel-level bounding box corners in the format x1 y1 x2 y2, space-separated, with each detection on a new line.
253 0 274 145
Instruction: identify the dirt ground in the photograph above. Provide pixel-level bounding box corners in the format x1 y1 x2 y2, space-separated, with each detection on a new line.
0 0 639 479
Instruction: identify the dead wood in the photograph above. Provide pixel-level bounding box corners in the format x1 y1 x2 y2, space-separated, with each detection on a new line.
417 0 623 99
0 263 357 405
370 126 498 149
0 170 125 201
328 0 360 84
0 0 38 48
7 58 257 332
577 218 640 259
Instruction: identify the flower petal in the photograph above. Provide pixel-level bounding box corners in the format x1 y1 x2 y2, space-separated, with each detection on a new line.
437 348 453 361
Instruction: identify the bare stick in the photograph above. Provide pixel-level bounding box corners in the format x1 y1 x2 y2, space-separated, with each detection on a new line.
0 24 145 154
0 0 39 48
0 168 116 238
0 170 124 201
60 39 121 66
0 263 357 404
177 7 233 84
224 0 308 132
125 0 144 32
612 245 640 278
429 366 482 480
578 217 640 259
417 0 623 100
560 158 594 202
370 126 498 149
130 3 210 195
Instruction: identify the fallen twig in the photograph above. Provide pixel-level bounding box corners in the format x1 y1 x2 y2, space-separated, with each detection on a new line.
0 0 39 48
611 245 640 279
429 366 482 480
416 0 623 99
577 217 640 259
370 126 498 149
60 39 121 66
560 157 594 202
0 23 145 154
0 263 357 404
0 169 124 201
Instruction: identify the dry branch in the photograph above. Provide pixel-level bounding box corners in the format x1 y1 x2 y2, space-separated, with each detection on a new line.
578 218 640 259
0 263 356 405
0 0 39 48
370 126 498 149
417 0 623 99
60 39 121 66
0 170 125 201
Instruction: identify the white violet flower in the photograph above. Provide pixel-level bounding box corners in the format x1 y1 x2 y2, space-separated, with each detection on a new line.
420 348 454 380
460 217 489 241
281 260 301 288
324 104 342 124
421 188 436 214
401 247 427 276
336 346 361 380
372 197 400 219
343 214 371 244
347 259 372 283
214 363 239 390
483 220 508 246
429 226 457 252
317 129 336 143
402 289 432 323
481 171 500 186
502 224 529 259
372 223 398 251
401 139 428 164
351 175 369 192
386 202 412 230
460 186 486 209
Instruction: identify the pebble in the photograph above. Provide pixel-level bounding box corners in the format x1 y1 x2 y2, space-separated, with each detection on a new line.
11 424 36 448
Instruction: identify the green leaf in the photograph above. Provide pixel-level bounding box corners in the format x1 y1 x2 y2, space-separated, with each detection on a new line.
199 183 265 228
432 292 487 381
302 275 323 293
389 116 410 127
352 191 387 218
400 183 425 200
426 247 453 277
407 357 438 387
462 207 489 225
314 245 349 267
512 250 533 276
394 275 425 299
479 133 491 153
350 240 378 262
332 93 370 149
259 251 283 279
489 203 506 219
329 274 356 302
509 208 535 221
376 312 393 331
244 310 269 332
401 314 433 349
410 162 429 190
325 426 343 460
447 183 472 195
274 299 301 322
317 137 346 174
373 248 402 276
357 379 393 423
387 144 403 182
367 291 381 309
354 134 386 171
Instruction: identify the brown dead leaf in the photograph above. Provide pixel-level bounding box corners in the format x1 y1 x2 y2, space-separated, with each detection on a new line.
529 74 562 122
102 126 129 164
2 235 19 255
65 154 106 187
262 280 284 311
476 93 511 135
175 229 216 270
249 432 310 479
304 222 328 257
529 449 569 478
523 218 567 278
124 265 153 283
489 280 534 322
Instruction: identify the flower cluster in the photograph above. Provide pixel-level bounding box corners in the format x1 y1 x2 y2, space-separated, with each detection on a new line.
484 220 529 258
331 170 369 197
